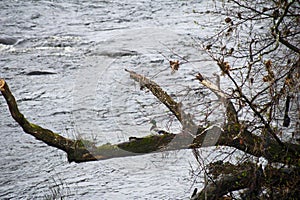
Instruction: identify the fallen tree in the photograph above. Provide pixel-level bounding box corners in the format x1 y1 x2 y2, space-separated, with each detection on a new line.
1 75 298 165
1 65 299 199
1 0 300 199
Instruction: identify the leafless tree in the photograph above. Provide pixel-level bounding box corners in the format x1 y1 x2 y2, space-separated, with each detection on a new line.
1 0 299 199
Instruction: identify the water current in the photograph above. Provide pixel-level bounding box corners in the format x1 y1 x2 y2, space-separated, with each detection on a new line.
0 0 224 199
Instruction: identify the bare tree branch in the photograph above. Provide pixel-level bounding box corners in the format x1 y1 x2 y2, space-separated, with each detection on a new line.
2 77 298 165
125 69 199 134
195 72 239 124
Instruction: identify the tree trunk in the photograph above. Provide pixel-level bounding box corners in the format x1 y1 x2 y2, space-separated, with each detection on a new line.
1 78 299 165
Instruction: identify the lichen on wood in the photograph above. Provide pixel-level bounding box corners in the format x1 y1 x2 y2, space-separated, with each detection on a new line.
125 69 199 134
1 75 299 166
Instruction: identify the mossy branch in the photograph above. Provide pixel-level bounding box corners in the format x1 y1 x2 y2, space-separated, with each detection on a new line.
0 79 75 153
1 78 299 165
125 69 199 134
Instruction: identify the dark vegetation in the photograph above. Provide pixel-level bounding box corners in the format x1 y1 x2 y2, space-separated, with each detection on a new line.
1 0 299 199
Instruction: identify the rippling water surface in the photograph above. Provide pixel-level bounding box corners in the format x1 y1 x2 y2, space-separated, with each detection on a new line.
0 0 222 199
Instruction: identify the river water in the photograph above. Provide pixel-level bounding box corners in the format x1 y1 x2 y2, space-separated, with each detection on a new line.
0 0 224 199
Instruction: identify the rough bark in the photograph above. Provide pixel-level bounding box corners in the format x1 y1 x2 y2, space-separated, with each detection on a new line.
196 163 256 200
1 76 299 165
196 72 238 124
194 161 300 199
0 79 75 153
125 69 199 134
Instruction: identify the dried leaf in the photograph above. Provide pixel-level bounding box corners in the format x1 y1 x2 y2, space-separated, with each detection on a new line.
285 77 293 86
225 17 232 23
217 61 231 75
263 76 270 82
264 60 272 69
206 44 212 50
224 62 230 73
169 60 180 73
